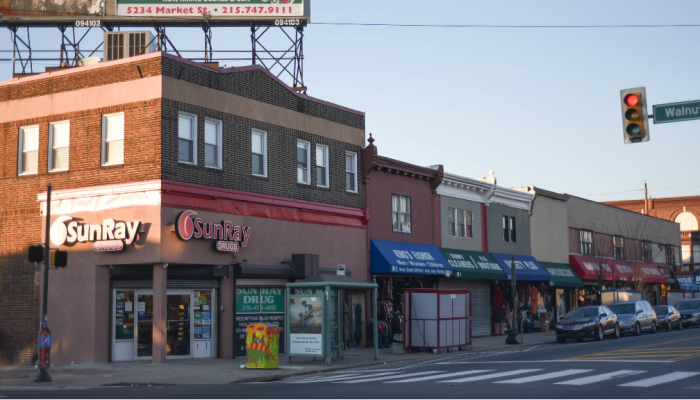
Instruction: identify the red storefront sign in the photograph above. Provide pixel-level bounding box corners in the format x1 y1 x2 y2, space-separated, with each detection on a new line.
569 255 667 284
175 210 250 252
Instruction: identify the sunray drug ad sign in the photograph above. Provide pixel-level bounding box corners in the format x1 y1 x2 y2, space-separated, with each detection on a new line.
235 287 285 357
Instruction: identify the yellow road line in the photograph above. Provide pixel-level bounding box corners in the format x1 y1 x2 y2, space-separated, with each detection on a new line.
560 335 700 361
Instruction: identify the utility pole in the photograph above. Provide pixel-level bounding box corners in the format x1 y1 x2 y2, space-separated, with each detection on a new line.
35 183 52 382
506 257 520 345
644 181 648 215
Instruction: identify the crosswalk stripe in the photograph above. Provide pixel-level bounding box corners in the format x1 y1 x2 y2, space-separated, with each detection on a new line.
440 369 542 383
495 369 593 384
338 371 444 384
385 370 494 383
286 373 368 383
555 370 644 386
619 372 700 387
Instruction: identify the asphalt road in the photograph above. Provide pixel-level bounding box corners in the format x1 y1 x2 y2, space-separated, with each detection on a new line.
2 326 699 399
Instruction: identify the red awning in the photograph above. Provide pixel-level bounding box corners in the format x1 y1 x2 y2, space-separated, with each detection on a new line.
569 255 667 284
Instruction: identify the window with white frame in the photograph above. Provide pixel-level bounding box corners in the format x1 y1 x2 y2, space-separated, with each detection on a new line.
178 112 197 164
448 208 473 238
297 140 310 184
49 121 70 172
392 194 411 233
316 144 329 187
204 118 222 169
18 125 39 175
102 113 124 166
251 129 267 176
345 151 357 192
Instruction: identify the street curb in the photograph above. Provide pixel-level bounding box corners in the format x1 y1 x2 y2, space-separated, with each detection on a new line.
228 340 557 384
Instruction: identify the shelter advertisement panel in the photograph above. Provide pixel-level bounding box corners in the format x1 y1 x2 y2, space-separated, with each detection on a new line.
116 0 305 18
288 295 322 355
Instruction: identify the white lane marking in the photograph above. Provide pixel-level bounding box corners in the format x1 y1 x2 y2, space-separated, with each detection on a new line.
440 369 542 383
555 370 645 386
288 372 396 383
495 369 593 384
338 371 443 384
437 359 672 364
619 372 700 388
385 370 493 383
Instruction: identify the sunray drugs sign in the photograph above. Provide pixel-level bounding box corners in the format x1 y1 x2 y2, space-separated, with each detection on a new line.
50 216 141 252
175 210 251 252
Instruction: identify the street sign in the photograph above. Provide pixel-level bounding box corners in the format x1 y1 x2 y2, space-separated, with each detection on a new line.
653 100 700 124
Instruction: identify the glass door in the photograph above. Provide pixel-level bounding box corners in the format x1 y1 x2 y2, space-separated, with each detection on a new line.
136 292 154 358
113 290 135 361
167 293 191 357
193 290 214 358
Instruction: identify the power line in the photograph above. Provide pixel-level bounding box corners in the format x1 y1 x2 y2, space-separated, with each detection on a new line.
310 22 700 29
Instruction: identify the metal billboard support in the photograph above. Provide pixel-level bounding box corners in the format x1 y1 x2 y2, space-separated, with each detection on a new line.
9 25 33 75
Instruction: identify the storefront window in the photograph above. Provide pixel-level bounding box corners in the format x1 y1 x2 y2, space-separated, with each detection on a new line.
115 291 134 340
235 286 286 357
167 294 191 356
193 290 212 340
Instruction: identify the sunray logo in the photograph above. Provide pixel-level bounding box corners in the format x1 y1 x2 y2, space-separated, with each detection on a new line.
50 217 141 252
175 210 251 252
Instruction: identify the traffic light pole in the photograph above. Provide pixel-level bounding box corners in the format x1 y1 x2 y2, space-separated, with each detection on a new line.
35 183 51 383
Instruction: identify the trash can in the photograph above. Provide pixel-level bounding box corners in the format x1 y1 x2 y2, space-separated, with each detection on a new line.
246 323 279 369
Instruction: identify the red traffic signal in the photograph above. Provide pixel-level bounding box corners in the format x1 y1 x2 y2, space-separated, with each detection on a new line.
624 94 639 107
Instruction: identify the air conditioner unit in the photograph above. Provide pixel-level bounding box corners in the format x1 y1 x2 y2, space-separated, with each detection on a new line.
103 31 155 62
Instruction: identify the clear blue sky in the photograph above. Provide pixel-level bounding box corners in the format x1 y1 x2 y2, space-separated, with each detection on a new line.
2 0 699 202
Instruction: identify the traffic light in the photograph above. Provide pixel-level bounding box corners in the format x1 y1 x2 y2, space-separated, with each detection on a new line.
620 87 650 144
29 245 44 263
52 250 68 268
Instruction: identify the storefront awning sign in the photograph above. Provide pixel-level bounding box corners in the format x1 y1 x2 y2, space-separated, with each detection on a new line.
370 239 452 276
438 248 506 281
490 253 551 282
540 262 583 288
677 277 694 290
50 216 141 252
568 255 667 284
175 210 250 252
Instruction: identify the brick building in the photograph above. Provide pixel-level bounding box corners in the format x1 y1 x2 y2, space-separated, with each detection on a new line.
0 52 369 365
604 196 700 281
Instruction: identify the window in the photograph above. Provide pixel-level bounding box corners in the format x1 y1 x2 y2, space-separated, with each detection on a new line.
204 118 222 169
251 129 267 177
694 245 700 264
49 121 70 172
178 112 197 164
580 230 593 255
102 113 124 165
297 140 310 184
316 144 329 187
510 217 516 243
616 237 627 259
642 241 652 263
448 208 473 238
666 245 675 265
682 245 691 265
392 194 411 233
345 151 357 192
503 216 509 242
18 125 39 175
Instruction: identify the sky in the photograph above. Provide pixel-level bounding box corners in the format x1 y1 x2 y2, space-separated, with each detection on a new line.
2 0 699 202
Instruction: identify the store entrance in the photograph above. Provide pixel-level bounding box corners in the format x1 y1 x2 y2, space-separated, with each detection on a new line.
112 289 216 362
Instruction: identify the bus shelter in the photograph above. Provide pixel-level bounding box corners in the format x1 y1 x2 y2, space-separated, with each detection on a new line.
285 274 379 366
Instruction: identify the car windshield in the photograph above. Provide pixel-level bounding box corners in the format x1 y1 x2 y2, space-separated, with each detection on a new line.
653 306 668 315
564 308 597 319
676 301 700 311
608 304 635 315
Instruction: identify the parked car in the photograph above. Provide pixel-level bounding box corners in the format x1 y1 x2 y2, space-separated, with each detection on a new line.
653 305 682 331
608 300 657 336
675 300 700 328
555 306 620 343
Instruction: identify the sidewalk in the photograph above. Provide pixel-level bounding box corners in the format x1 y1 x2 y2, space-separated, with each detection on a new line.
0 331 556 388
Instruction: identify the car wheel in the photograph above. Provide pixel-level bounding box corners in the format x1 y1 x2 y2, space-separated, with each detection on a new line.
576 337 584 342
634 322 641 336
595 325 604 341
666 321 672 332
613 323 621 339
557 337 566 344
651 322 657 334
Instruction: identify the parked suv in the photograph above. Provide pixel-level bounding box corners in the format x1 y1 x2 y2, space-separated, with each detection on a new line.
608 300 657 336
675 300 700 328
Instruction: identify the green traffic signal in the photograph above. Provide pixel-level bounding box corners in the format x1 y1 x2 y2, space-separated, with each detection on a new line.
626 123 641 136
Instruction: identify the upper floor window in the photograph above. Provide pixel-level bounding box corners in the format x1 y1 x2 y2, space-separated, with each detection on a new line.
613 236 625 259
642 241 652 263
251 129 267 177
346 151 358 192
297 140 310 184
18 125 39 175
49 121 70 172
204 118 222 169
580 230 593 255
510 217 516 243
392 194 411 234
503 216 516 242
316 144 329 188
448 208 473 238
666 244 676 266
178 112 197 164
102 113 124 166
503 216 509 242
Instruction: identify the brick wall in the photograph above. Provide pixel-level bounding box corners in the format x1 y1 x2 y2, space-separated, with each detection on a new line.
0 100 162 364
161 99 365 209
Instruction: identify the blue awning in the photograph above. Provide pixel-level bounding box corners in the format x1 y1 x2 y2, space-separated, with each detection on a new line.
677 277 694 290
490 253 551 282
370 239 453 276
